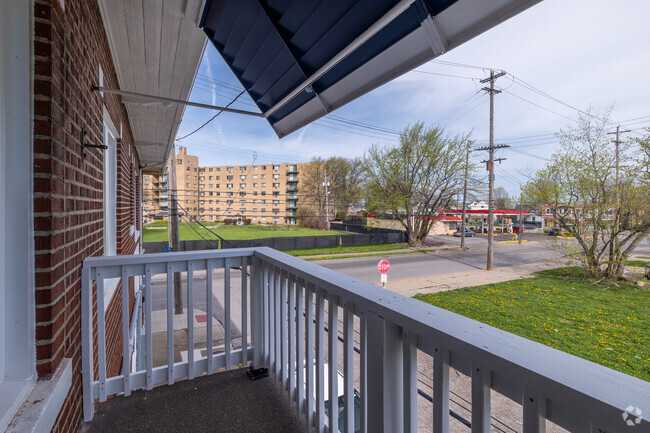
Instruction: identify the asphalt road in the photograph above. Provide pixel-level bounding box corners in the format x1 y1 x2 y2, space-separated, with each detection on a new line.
318 235 550 281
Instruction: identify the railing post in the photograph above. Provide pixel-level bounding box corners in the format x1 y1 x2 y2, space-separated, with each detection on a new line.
366 311 404 433
81 265 94 422
251 256 265 370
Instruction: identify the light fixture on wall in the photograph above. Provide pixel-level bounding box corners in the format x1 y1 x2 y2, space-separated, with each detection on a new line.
82 128 108 159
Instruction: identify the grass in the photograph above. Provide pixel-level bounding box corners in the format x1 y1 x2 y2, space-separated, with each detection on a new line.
414 267 650 381
627 259 649 267
283 243 411 256
301 248 436 261
143 222 339 242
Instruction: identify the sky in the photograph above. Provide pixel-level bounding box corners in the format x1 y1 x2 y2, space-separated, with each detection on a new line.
174 0 650 198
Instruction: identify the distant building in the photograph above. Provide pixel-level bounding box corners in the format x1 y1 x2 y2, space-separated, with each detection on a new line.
144 147 307 225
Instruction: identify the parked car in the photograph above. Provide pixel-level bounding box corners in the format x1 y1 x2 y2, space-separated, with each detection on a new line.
548 228 561 236
453 229 475 237
305 363 361 432
513 226 524 234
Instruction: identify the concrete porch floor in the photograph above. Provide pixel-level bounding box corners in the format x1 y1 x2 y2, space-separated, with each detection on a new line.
81 369 306 433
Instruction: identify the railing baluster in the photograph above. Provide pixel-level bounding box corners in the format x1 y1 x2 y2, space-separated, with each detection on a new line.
523 389 546 433
359 309 367 433
206 261 214 374
280 270 288 390
471 364 491 433
433 347 450 433
328 294 339 433
316 289 326 433
187 262 195 379
224 261 231 370
343 302 354 433
266 264 274 373
305 283 315 428
145 265 153 390
166 264 174 385
121 267 131 396
97 274 107 402
274 267 281 383
240 257 248 366
296 278 305 417
288 274 297 401
403 331 418 433
262 263 268 366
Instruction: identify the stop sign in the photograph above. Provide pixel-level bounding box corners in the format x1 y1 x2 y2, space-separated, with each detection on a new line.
377 260 390 274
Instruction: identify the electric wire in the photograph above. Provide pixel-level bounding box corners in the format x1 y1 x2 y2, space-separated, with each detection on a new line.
176 90 248 141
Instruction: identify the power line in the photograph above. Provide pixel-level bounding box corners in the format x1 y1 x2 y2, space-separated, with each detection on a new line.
176 90 247 141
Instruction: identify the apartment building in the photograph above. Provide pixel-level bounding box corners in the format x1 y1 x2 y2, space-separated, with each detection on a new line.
144 147 305 225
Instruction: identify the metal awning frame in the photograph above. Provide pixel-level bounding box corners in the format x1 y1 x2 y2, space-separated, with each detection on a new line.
92 86 264 118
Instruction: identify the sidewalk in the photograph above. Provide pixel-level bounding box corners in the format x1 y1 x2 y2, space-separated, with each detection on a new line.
380 262 553 297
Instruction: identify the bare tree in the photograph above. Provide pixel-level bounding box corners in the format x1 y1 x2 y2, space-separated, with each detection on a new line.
524 109 650 279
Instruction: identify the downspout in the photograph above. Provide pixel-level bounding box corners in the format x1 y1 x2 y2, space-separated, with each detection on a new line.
128 286 143 373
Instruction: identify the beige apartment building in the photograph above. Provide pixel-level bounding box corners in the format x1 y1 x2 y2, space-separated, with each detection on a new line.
144 147 305 225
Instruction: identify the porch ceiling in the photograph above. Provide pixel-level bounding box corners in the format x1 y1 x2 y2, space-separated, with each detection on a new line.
97 0 208 174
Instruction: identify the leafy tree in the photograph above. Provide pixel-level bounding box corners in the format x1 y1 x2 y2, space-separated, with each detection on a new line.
524 109 650 279
362 122 475 245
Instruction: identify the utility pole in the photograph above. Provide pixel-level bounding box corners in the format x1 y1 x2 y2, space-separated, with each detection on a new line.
460 140 473 250
168 144 183 314
477 69 507 270
607 125 630 253
323 169 330 228
518 192 523 245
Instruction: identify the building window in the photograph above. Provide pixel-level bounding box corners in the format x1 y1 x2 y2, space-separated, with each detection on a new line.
273 183 280 188
209 168 213 172
261 200 266 204
273 174 280 179
227 175 233 180
261 174 266 179
227 167 233 172
273 217 280 222
240 166 246 172
272 200 280 205
239 183 246 188
240 175 246 180
253 183 258 188
261 217 266 222
273 165 279 170
227 184 233 189
240 200 246 204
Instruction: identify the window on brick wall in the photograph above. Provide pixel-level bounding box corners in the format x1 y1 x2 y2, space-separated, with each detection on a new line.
103 121 117 256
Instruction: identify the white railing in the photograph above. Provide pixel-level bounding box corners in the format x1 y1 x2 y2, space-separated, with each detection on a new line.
82 248 649 432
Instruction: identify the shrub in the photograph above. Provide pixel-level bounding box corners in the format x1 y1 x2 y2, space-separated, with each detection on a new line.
244 218 252 225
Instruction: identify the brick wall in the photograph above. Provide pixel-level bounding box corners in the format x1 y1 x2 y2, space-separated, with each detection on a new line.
32 1 141 431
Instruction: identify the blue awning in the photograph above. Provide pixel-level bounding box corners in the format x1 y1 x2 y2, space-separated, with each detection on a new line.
200 0 541 138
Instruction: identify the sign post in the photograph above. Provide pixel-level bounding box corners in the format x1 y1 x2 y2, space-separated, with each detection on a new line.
377 259 390 288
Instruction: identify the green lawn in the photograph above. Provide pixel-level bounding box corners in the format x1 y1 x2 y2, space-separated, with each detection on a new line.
143 222 340 242
414 267 650 381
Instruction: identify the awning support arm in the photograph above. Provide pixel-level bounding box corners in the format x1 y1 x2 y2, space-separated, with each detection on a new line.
92 86 265 118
